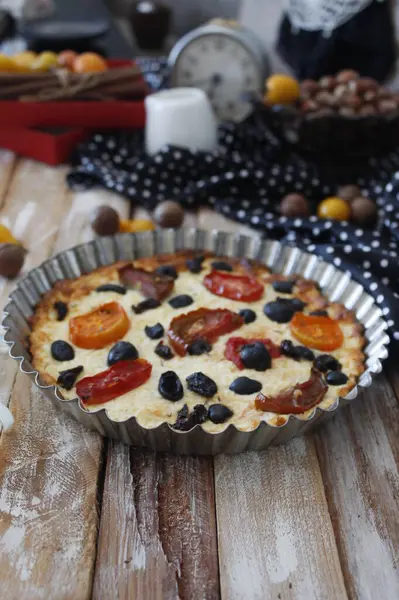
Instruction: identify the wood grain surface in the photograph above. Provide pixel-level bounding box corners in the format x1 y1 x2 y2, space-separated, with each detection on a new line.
0 157 398 600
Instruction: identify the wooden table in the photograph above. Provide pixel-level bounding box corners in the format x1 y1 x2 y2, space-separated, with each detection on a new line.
0 154 398 600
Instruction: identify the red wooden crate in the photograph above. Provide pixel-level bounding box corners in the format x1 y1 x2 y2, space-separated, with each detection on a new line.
0 59 147 129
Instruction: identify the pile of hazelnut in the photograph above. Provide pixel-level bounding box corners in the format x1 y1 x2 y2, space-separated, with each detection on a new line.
300 70 399 118
264 71 399 118
279 185 377 226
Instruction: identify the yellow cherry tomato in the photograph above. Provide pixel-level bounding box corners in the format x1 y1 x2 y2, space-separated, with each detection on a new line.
119 219 155 233
317 197 351 221
0 54 18 72
73 52 108 73
0 224 21 245
12 51 37 72
31 51 58 72
265 74 300 105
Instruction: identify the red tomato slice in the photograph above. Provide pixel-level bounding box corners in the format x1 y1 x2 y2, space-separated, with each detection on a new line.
76 359 152 406
168 307 244 356
225 336 281 369
203 271 264 302
290 313 343 351
118 265 174 301
255 367 327 414
69 301 130 350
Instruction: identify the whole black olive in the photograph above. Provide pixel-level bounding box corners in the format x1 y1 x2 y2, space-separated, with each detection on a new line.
325 371 349 385
238 308 257 324
272 280 295 294
51 340 75 362
186 372 218 397
145 322 164 339
280 339 299 359
208 403 233 424
295 346 315 361
211 261 232 272
54 301 68 321
229 377 262 395
155 342 174 360
96 283 126 294
314 354 341 372
172 403 208 430
107 341 139 366
57 365 84 390
158 371 184 401
264 297 306 323
187 256 204 273
132 298 161 314
155 265 178 279
187 338 212 355
240 342 271 371
168 294 194 309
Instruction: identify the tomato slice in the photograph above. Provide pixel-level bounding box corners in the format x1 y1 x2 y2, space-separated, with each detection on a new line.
290 313 343 351
203 271 264 302
225 336 281 369
255 367 328 414
76 359 152 405
118 265 174 301
69 301 130 349
168 308 244 356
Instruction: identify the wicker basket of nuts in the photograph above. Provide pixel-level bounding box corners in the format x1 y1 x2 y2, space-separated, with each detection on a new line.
258 70 399 158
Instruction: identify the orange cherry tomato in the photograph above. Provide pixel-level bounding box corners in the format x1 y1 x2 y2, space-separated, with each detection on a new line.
290 313 344 351
69 301 130 349
73 52 108 73
317 197 351 221
57 50 78 70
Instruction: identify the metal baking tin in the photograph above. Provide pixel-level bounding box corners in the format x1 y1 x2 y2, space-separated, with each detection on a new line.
2 229 389 454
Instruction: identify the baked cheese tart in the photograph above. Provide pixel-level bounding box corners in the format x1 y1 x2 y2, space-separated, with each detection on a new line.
30 250 365 432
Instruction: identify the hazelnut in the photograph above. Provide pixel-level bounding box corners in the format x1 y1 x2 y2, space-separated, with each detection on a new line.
363 90 377 103
300 99 318 113
300 79 319 97
339 106 355 117
0 244 26 278
350 77 378 94
378 99 397 114
334 84 350 99
337 185 361 202
91 205 120 236
359 104 377 116
279 193 310 218
153 200 184 228
350 196 377 226
319 75 336 90
341 93 361 110
336 69 359 83
315 91 336 107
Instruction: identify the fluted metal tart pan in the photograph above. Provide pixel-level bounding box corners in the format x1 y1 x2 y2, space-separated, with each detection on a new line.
2 229 389 454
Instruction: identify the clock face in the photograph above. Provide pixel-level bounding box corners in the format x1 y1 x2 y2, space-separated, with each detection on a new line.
171 33 262 122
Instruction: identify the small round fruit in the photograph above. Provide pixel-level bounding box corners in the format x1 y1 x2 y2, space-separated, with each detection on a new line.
280 193 310 218
153 201 184 228
119 219 155 233
12 51 37 72
0 54 18 72
350 196 377 227
57 50 78 70
337 185 361 202
91 205 120 236
73 52 107 73
31 51 58 72
0 244 26 278
0 224 21 245
317 197 351 221
265 74 300 105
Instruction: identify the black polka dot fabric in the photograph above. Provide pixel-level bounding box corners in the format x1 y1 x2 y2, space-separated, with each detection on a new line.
67 57 399 349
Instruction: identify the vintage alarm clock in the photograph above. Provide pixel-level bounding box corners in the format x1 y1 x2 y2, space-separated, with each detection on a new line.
168 19 270 122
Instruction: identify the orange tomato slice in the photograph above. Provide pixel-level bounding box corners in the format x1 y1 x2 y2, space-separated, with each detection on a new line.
290 313 343 351
69 301 130 349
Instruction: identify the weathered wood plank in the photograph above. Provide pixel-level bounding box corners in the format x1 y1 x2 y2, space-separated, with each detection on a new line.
215 437 348 600
0 150 16 211
314 374 399 600
0 172 130 599
93 445 219 600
